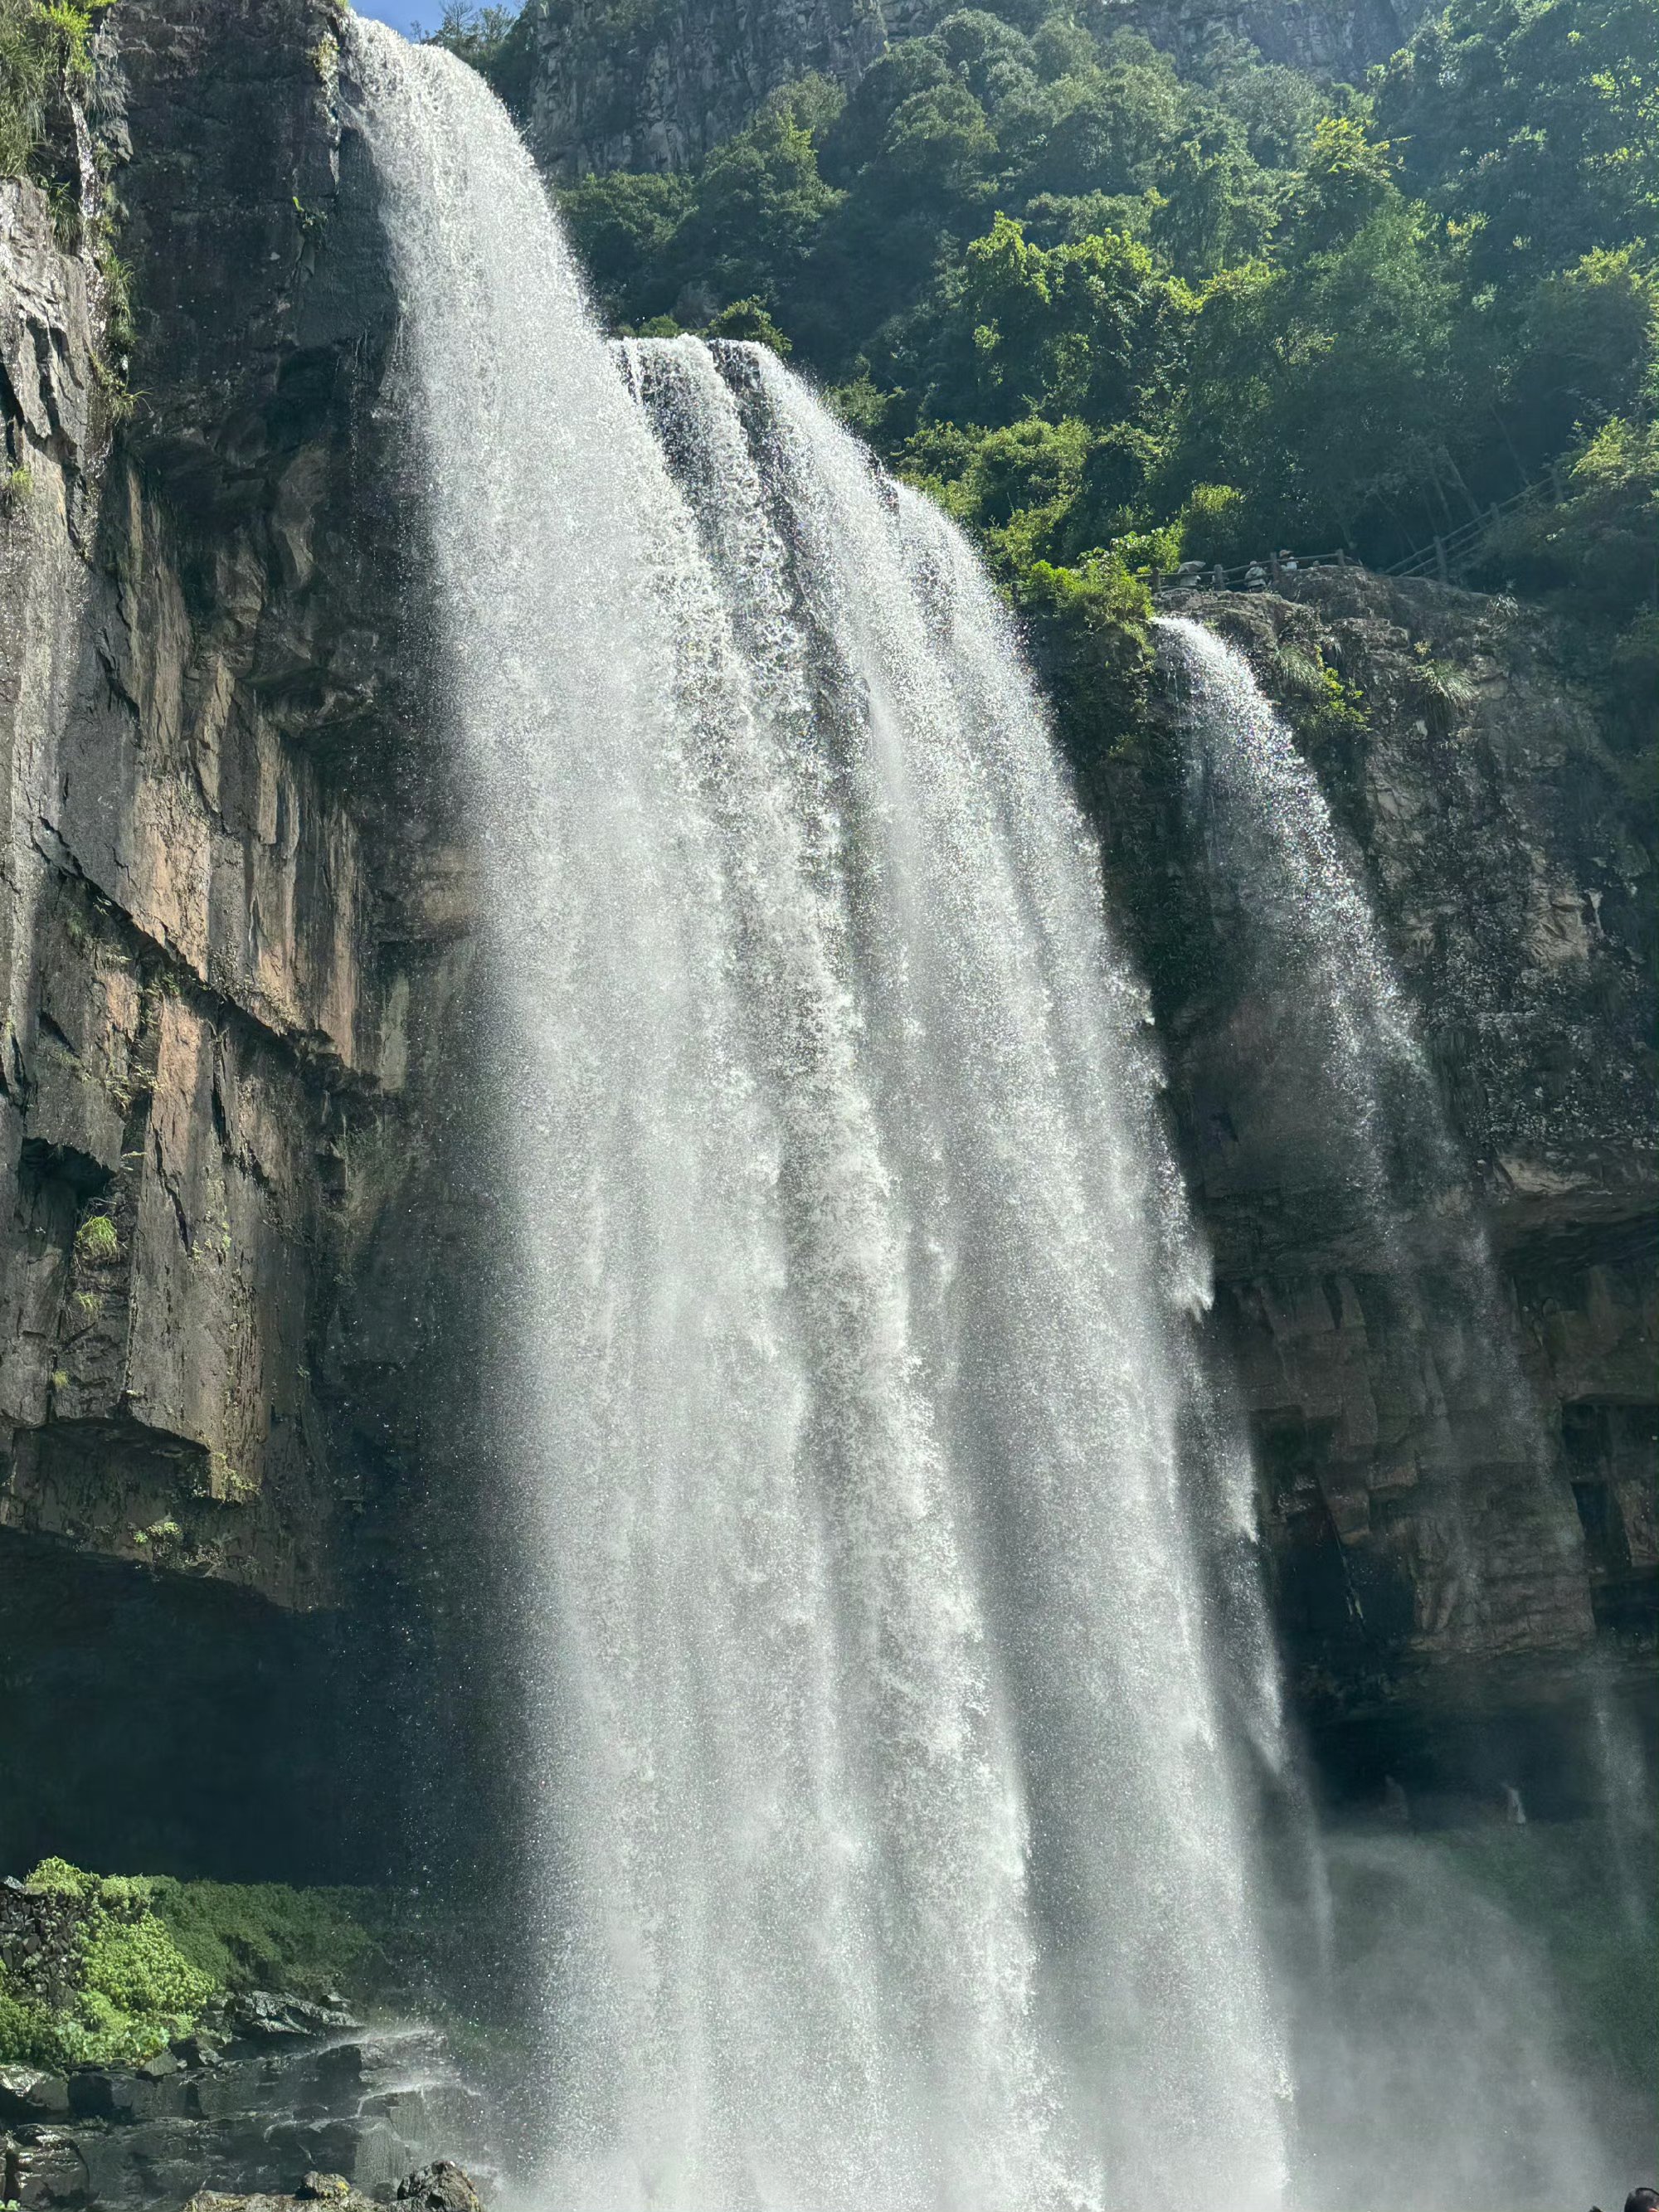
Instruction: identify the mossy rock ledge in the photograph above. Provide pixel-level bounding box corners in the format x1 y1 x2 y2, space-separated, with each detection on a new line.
0 1866 492 2210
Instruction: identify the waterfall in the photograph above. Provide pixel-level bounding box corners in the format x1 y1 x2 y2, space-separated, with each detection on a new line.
353 28 1291 2210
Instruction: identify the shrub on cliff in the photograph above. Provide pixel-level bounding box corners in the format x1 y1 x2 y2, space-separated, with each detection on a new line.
0 1859 215 2069
0 0 95 178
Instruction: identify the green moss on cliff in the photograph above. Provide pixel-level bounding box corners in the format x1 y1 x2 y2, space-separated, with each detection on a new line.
151 1879 394 2001
73 1213 119 1262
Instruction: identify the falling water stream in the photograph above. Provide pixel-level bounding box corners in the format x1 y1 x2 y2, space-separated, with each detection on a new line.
350 25 1642 2210
354 30 1286 2209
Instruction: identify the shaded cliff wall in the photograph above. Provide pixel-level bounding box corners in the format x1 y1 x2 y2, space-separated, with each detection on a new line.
0 0 508 1884
516 0 1434 179
1092 572 1656 1803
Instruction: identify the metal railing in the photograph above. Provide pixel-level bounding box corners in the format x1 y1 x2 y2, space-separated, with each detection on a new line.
1381 469 1558 582
1151 466 1564 597
1151 549 1355 596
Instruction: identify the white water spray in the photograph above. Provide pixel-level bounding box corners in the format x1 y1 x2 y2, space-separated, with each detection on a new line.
343 25 1651 2207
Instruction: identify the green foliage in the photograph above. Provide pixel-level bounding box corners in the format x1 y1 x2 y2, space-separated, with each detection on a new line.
419 0 536 116
1019 548 1156 766
903 412 1092 575
148 1879 392 2002
1502 250 1657 460
2 0 131 401
1024 547 1152 631
522 0 1657 668
0 1862 407 2073
1172 187 1463 550
1263 639 1370 750
1 461 32 513
96 232 134 354
0 0 96 179
922 212 1189 428
562 168 690 317
1174 479 1251 563
1374 0 1659 288
704 295 791 353
1470 406 1659 742
129 1514 181 1548
1291 114 1395 251
675 92 843 308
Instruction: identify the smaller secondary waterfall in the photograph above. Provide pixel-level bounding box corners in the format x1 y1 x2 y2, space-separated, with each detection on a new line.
356 28 1288 2212
1154 615 1588 1660
1154 617 1642 2206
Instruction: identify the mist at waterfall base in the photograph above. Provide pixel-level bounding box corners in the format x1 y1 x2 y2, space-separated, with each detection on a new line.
349 27 1647 2208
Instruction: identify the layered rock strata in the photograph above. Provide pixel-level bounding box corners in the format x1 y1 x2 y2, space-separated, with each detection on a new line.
0 0 504 1886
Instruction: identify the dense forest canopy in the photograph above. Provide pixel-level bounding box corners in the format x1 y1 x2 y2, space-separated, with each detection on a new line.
442 0 1656 745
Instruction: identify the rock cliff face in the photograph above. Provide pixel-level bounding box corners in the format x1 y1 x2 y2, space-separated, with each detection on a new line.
0 0 504 1885
1 1997 488 2210
518 0 923 178
516 0 1433 178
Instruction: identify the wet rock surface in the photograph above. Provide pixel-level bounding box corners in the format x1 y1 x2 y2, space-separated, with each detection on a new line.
0 0 422 1610
181 2160 487 2212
